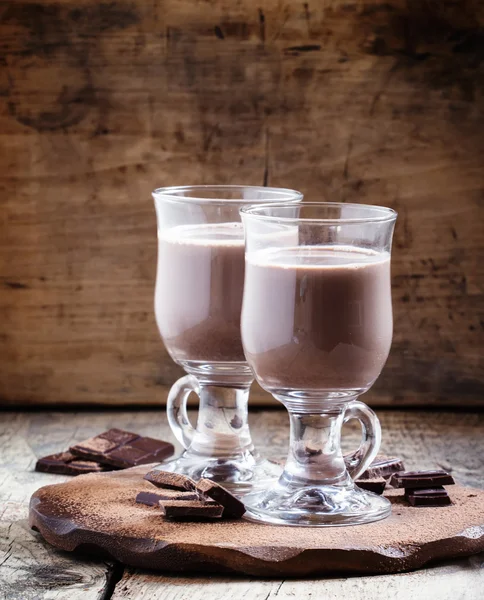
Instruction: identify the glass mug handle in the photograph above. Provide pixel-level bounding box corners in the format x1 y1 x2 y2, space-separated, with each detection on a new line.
166 375 198 449
343 400 382 481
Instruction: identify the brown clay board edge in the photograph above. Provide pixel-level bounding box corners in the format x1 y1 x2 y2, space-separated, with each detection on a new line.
29 496 484 577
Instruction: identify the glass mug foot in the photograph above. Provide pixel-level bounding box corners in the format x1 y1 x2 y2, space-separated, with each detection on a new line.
243 480 391 526
157 374 282 493
157 452 281 493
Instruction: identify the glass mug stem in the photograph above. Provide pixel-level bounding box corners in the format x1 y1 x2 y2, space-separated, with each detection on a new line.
280 400 380 488
167 375 254 458
160 374 280 490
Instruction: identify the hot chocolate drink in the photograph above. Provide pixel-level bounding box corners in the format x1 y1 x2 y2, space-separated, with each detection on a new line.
241 245 392 394
155 223 246 364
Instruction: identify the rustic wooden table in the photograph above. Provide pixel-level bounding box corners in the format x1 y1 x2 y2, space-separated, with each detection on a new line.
1 409 483 599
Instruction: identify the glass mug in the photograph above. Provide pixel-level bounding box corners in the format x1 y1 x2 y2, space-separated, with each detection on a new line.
240 202 397 525
153 185 303 490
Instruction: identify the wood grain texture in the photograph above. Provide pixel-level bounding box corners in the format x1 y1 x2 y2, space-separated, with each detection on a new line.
111 558 484 600
0 519 117 600
0 0 483 407
0 414 118 600
1 409 484 597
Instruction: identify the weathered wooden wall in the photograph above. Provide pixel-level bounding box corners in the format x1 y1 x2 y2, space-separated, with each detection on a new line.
0 0 483 407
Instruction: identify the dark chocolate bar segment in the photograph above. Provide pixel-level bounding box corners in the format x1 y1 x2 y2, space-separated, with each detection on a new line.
70 429 139 461
405 487 451 506
390 470 455 489
159 499 224 519
70 429 174 468
69 429 136 461
356 478 386 495
135 490 198 507
35 451 107 476
196 478 246 518
360 456 405 480
105 437 174 468
144 469 196 491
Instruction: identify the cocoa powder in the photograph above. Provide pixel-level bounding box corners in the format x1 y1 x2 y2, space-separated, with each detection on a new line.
31 464 484 556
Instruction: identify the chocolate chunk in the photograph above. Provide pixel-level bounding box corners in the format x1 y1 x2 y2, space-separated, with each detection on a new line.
360 456 405 480
71 429 138 459
390 470 455 489
135 490 198 507
105 437 174 469
196 478 246 518
69 428 137 461
144 469 196 491
356 478 386 495
405 487 451 507
159 499 224 519
35 451 107 476
70 429 174 468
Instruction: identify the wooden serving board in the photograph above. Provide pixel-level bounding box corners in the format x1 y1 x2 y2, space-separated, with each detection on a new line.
29 465 484 577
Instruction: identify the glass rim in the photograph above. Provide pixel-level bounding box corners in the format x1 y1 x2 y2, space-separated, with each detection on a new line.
152 185 303 205
240 201 397 224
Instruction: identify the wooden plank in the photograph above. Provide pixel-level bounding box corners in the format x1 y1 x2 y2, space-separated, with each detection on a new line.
0 0 483 408
112 556 484 600
0 409 483 597
0 413 118 600
0 519 119 600
1 408 484 485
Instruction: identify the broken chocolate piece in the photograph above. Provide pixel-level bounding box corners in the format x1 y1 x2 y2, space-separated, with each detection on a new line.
360 456 405 480
70 429 174 468
405 487 451 507
70 429 138 459
390 470 455 489
136 491 168 507
144 469 196 491
196 478 246 518
356 478 386 495
135 489 198 507
35 451 107 476
105 437 174 468
159 499 224 519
